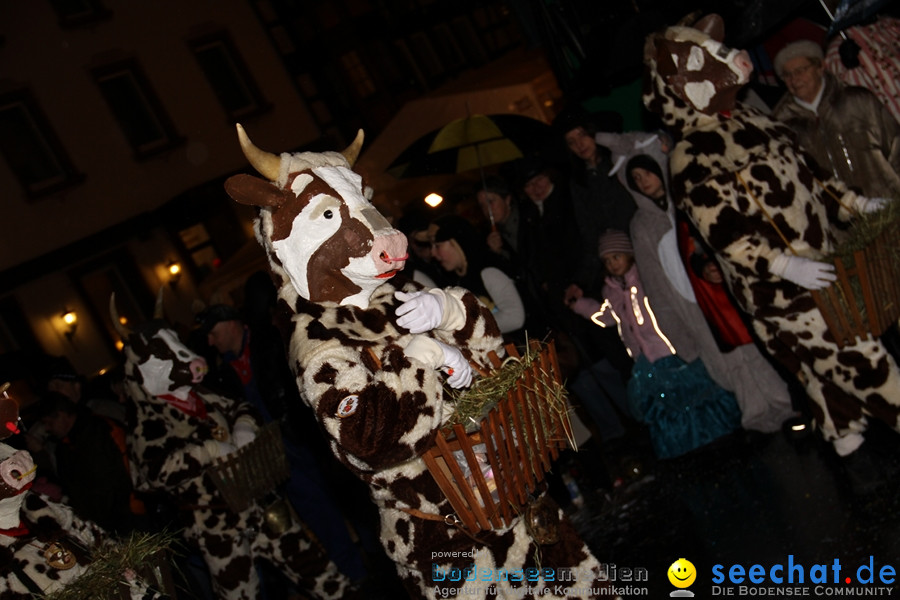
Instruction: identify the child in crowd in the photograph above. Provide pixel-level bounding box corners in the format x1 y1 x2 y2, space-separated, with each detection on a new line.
623 153 795 434
567 229 741 459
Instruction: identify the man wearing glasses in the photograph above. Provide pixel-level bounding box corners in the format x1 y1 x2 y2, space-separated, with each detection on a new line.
772 39 900 198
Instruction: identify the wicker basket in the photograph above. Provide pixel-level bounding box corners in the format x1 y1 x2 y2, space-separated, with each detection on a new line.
735 172 900 348
812 221 900 348
206 421 289 513
422 340 573 533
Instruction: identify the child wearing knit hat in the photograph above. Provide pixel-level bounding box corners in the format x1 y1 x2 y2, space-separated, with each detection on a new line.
567 229 741 459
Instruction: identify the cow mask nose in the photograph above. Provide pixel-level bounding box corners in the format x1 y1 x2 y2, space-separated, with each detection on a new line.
372 231 408 274
190 357 208 383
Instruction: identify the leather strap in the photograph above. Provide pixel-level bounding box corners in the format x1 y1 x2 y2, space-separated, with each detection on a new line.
397 507 489 545
735 171 856 259
398 506 456 524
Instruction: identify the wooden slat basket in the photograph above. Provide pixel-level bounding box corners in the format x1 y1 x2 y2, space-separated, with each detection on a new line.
116 550 177 600
422 339 573 533
812 221 900 348
207 421 289 513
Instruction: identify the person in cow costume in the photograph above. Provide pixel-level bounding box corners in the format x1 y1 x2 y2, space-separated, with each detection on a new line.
0 385 163 598
643 14 900 477
223 125 608 599
111 296 356 599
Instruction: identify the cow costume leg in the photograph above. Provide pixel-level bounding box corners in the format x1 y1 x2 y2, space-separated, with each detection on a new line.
224 126 612 599
249 511 349 599
641 14 900 464
753 308 900 447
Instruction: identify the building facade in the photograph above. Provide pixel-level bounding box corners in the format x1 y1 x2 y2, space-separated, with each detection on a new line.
0 0 527 400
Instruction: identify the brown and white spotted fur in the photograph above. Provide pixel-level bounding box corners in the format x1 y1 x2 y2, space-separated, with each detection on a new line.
643 14 900 446
224 127 608 599
116 312 354 600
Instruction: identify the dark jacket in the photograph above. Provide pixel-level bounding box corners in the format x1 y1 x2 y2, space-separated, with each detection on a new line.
569 156 638 290
53 408 135 534
772 72 900 198
206 323 320 448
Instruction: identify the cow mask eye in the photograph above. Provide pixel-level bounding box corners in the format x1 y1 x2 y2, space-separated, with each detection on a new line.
324 209 334 219
687 46 705 71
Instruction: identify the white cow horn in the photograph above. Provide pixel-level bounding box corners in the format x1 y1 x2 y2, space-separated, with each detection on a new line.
236 123 281 182
109 293 132 339
341 129 364 167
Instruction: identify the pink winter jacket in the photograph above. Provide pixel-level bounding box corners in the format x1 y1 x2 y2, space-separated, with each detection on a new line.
571 264 677 363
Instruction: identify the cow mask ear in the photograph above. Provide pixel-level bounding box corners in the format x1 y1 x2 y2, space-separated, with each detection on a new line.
225 174 292 208
694 14 725 42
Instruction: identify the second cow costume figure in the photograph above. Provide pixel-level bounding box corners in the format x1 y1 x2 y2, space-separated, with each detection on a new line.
643 14 900 468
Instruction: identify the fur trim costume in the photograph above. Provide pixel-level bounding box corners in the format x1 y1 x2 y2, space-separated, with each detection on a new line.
113 309 353 600
224 126 610 599
642 14 900 450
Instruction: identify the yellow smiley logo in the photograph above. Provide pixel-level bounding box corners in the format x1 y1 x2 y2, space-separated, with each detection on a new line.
668 558 696 588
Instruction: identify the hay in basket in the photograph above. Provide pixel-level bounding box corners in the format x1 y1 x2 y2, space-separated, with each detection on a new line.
421 338 574 533
206 421 289 513
46 530 179 600
812 200 900 348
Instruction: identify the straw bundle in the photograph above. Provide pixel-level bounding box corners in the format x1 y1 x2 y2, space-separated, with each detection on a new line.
46 531 178 600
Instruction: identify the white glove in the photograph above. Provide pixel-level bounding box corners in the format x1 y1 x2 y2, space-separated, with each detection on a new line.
232 419 257 448
204 439 237 460
433 340 473 389
395 290 445 333
853 196 890 214
770 254 837 290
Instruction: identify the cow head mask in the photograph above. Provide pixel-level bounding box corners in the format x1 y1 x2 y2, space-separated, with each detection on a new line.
644 14 753 117
224 125 408 309
110 291 208 402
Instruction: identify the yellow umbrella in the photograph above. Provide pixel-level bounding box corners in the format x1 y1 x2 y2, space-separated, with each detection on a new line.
427 114 524 173
387 113 553 179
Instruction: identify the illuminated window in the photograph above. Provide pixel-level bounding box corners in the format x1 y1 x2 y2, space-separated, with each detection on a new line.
179 223 221 279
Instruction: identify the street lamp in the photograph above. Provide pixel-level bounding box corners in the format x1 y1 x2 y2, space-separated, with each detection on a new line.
167 260 182 288
61 308 78 341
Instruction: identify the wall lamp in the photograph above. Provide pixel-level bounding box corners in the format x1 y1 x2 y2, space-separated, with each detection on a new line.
167 260 182 288
61 308 78 341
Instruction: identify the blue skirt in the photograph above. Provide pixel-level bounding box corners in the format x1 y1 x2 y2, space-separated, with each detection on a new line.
627 354 741 459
